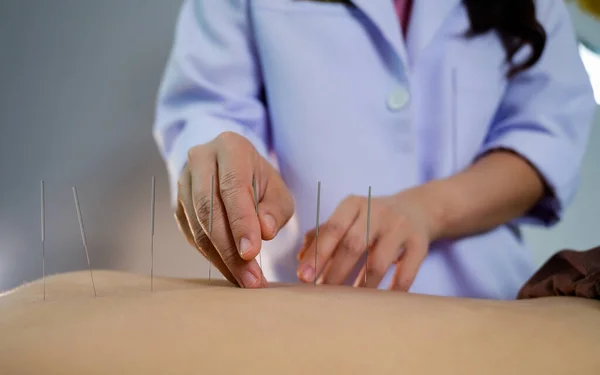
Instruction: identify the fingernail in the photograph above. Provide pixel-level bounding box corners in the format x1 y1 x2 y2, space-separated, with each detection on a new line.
263 214 276 234
241 271 258 288
239 237 251 256
298 264 314 282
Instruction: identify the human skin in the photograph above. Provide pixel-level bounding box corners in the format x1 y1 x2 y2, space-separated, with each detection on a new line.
178 132 545 291
1 270 599 375
297 149 546 289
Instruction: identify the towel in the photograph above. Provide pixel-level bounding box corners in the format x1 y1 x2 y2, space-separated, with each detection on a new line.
517 246 600 300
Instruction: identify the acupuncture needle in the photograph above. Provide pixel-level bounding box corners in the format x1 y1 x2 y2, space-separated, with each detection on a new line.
72 187 97 298
41 181 46 301
209 174 214 285
365 186 372 286
252 176 262 270
150 176 156 292
314 181 321 286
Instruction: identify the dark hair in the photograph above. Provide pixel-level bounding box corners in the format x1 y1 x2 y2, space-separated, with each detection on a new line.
463 0 547 78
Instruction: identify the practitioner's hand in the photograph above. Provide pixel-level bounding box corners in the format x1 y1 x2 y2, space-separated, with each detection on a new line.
296 187 441 291
175 132 294 288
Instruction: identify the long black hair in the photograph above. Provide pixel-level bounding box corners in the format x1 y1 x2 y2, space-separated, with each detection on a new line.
463 0 547 78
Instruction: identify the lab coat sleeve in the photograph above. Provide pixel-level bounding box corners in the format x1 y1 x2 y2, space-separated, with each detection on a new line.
479 0 596 227
153 0 269 206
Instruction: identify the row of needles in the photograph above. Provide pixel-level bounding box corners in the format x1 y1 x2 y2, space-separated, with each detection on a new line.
37 177 373 299
39 179 155 299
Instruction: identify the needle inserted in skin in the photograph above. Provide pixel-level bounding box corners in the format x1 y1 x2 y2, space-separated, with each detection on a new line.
150 176 156 292
72 187 97 298
209 174 214 285
41 181 46 301
252 176 262 270
315 181 321 286
365 186 372 286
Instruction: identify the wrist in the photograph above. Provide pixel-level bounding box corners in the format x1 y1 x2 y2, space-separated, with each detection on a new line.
396 180 458 242
422 180 456 241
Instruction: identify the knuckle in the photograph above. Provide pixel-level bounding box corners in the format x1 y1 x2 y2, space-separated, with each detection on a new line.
342 233 364 256
325 220 346 238
344 194 361 206
216 131 239 143
219 171 244 199
228 213 253 233
217 132 250 152
187 145 203 162
193 193 212 222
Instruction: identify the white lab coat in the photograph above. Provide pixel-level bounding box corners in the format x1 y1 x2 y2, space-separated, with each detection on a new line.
154 0 596 298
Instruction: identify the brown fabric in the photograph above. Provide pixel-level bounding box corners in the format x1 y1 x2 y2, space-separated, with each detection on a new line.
517 246 600 300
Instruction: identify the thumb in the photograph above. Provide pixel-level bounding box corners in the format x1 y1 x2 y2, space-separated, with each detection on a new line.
297 228 317 261
256 163 295 241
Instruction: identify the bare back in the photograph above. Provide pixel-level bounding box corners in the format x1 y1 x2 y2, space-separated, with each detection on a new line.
1 271 599 374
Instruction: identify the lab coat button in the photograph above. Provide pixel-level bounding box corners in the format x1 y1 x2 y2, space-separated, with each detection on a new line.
387 87 410 111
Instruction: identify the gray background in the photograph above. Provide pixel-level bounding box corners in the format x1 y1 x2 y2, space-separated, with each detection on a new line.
0 0 598 291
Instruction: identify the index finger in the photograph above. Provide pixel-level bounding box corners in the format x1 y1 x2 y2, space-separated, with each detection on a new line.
297 196 361 283
187 148 264 288
217 150 262 261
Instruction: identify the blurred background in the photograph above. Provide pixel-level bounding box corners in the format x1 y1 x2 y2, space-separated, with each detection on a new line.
0 0 598 291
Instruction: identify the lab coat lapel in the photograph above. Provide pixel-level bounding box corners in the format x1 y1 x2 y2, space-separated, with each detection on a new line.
351 0 410 69
406 0 463 63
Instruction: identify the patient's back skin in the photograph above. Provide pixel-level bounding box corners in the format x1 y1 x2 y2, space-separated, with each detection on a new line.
1 270 599 375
